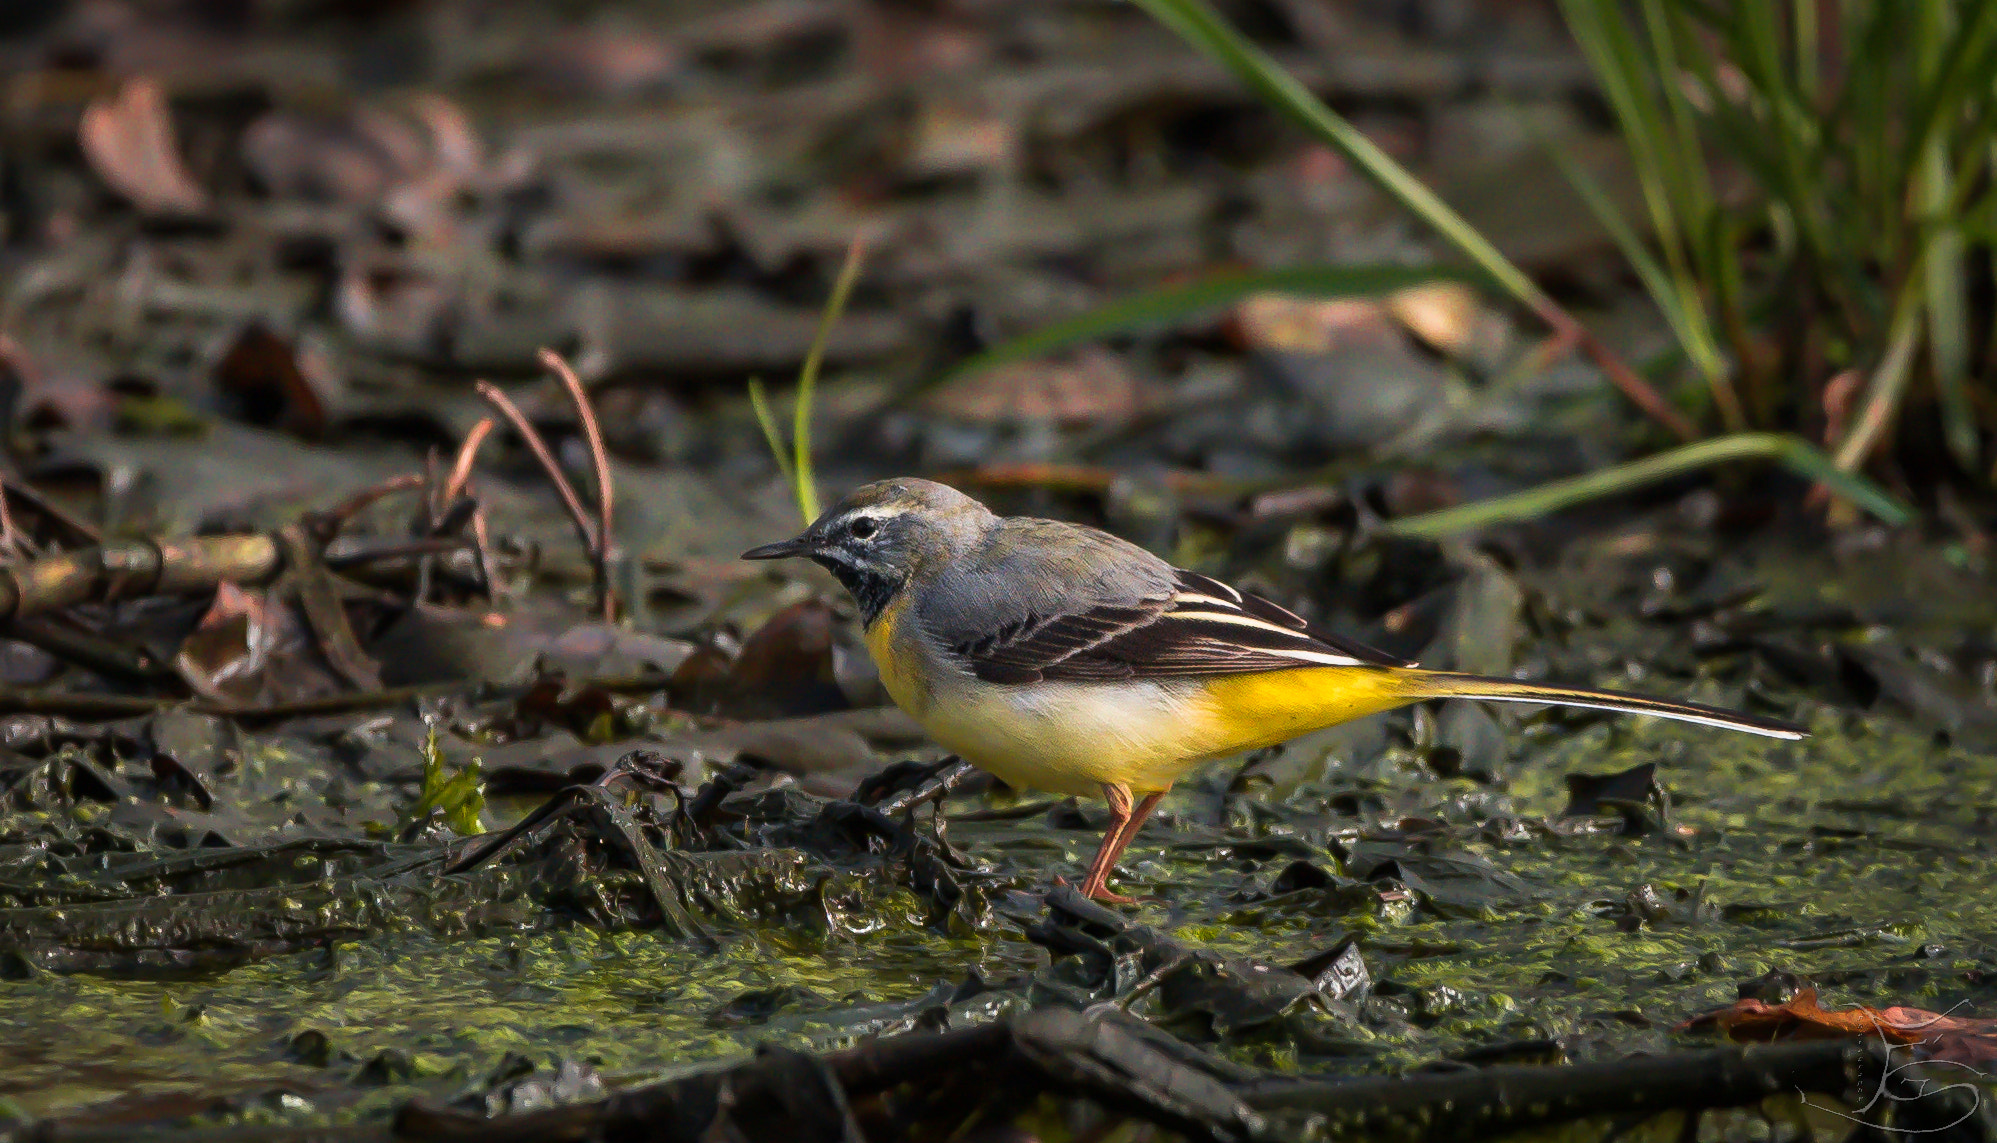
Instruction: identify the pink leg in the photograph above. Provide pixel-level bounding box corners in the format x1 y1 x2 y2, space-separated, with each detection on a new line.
1077 786 1167 903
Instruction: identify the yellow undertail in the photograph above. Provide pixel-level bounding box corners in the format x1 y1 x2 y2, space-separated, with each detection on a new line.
1191 666 1803 762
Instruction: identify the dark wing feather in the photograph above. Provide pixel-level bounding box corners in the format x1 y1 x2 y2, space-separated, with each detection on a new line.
950 569 1409 684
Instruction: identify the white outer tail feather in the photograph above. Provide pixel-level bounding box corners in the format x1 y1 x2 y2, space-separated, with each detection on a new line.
1410 674 1806 740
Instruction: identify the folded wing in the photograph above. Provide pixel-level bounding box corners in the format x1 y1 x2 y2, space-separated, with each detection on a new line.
952 569 1409 684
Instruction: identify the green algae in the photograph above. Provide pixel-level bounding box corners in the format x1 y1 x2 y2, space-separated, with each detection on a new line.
9 701 1988 1132
2 527 1993 1139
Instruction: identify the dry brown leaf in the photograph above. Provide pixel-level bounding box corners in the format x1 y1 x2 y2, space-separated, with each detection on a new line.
1683 988 1997 1067
906 99 1016 180
1232 293 1397 355
214 323 327 439
175 582 276 703
924 346 1139 426
537 28 682 98
242 112 401 204
80 78 210 216
1386 282 1483 357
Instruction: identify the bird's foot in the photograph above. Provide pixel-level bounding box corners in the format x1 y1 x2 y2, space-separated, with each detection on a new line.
1069 875 1138 905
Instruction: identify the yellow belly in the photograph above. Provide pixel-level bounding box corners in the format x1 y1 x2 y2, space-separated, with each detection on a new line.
1189 666 1413 756
862 600 1419 799
917 677 1214 797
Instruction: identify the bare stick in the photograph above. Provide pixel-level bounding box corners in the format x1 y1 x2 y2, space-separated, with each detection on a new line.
324 537 473 569
538 348 615 620
474 380 600 580
442 416 495 508
0 474 102 547
1535 303 1698 442
436 417 501 603
469 505 500 602
314 473 426 540
0 534 283 622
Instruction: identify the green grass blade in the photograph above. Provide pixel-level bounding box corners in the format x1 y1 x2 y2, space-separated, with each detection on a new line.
1383 432 1913 538
790 234 869 525
925 264 1468 395
1832 277 1926 475
1131 0 1697 440
1543 131 1727 391
1920 138 1979 471
1900 1 1997 195
1791 0 1818 104
746 376 798 491
1131 0 1544 311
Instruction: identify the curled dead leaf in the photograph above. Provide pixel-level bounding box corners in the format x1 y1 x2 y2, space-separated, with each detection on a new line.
1683 988 1997 1067
80 78 210 216
175 582 276 703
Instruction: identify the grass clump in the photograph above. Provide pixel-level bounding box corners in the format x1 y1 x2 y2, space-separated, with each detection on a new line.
1556 0 1997 482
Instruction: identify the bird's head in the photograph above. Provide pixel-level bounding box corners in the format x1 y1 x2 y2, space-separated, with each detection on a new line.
741 478 992 620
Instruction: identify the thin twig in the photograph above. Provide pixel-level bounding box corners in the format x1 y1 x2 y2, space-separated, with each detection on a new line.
324 537 473 569
442 417 496 508
474 379 600 583
469 505 500 602
0 474 104 547
442 417 500 603
314 473 426 539
1537 303 1700 442
8 614 170 683
538 348 616 620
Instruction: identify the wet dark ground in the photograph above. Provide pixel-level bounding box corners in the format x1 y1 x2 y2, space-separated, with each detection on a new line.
1 1 1995 1140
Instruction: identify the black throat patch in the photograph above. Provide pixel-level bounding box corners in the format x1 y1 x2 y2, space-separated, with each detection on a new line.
813 555 902 625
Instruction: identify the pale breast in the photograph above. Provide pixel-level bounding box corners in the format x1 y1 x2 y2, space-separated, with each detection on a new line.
864 592 1211 797
915 676 1209 797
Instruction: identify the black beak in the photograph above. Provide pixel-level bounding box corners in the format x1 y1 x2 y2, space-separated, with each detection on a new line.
741 536 812 561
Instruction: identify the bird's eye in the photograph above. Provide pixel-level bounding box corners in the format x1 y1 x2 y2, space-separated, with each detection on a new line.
848 516 878 539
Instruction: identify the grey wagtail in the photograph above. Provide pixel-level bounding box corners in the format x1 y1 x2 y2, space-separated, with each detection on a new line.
744 478 1805 903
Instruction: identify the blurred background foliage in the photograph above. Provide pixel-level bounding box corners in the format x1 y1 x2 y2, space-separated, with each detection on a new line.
1120 0 1997 521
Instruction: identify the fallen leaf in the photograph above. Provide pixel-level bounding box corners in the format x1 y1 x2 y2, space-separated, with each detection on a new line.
922 346 1138 425
904 98 1016 180
1683 988 1997 1067
1386 282 1485 357
381 95 483 244
536 27 683 98
719 599 845 719
175 582 277 703
214 323 327 438
1562 762 1661 817
242 110 409 205
1231 294 1397 355
80 78 210 215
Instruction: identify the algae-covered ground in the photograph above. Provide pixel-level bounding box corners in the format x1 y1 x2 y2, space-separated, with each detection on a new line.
3 511 1993 1139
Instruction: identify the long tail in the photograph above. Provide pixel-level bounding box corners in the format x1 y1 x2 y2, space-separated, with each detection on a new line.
1398 671 1806 740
